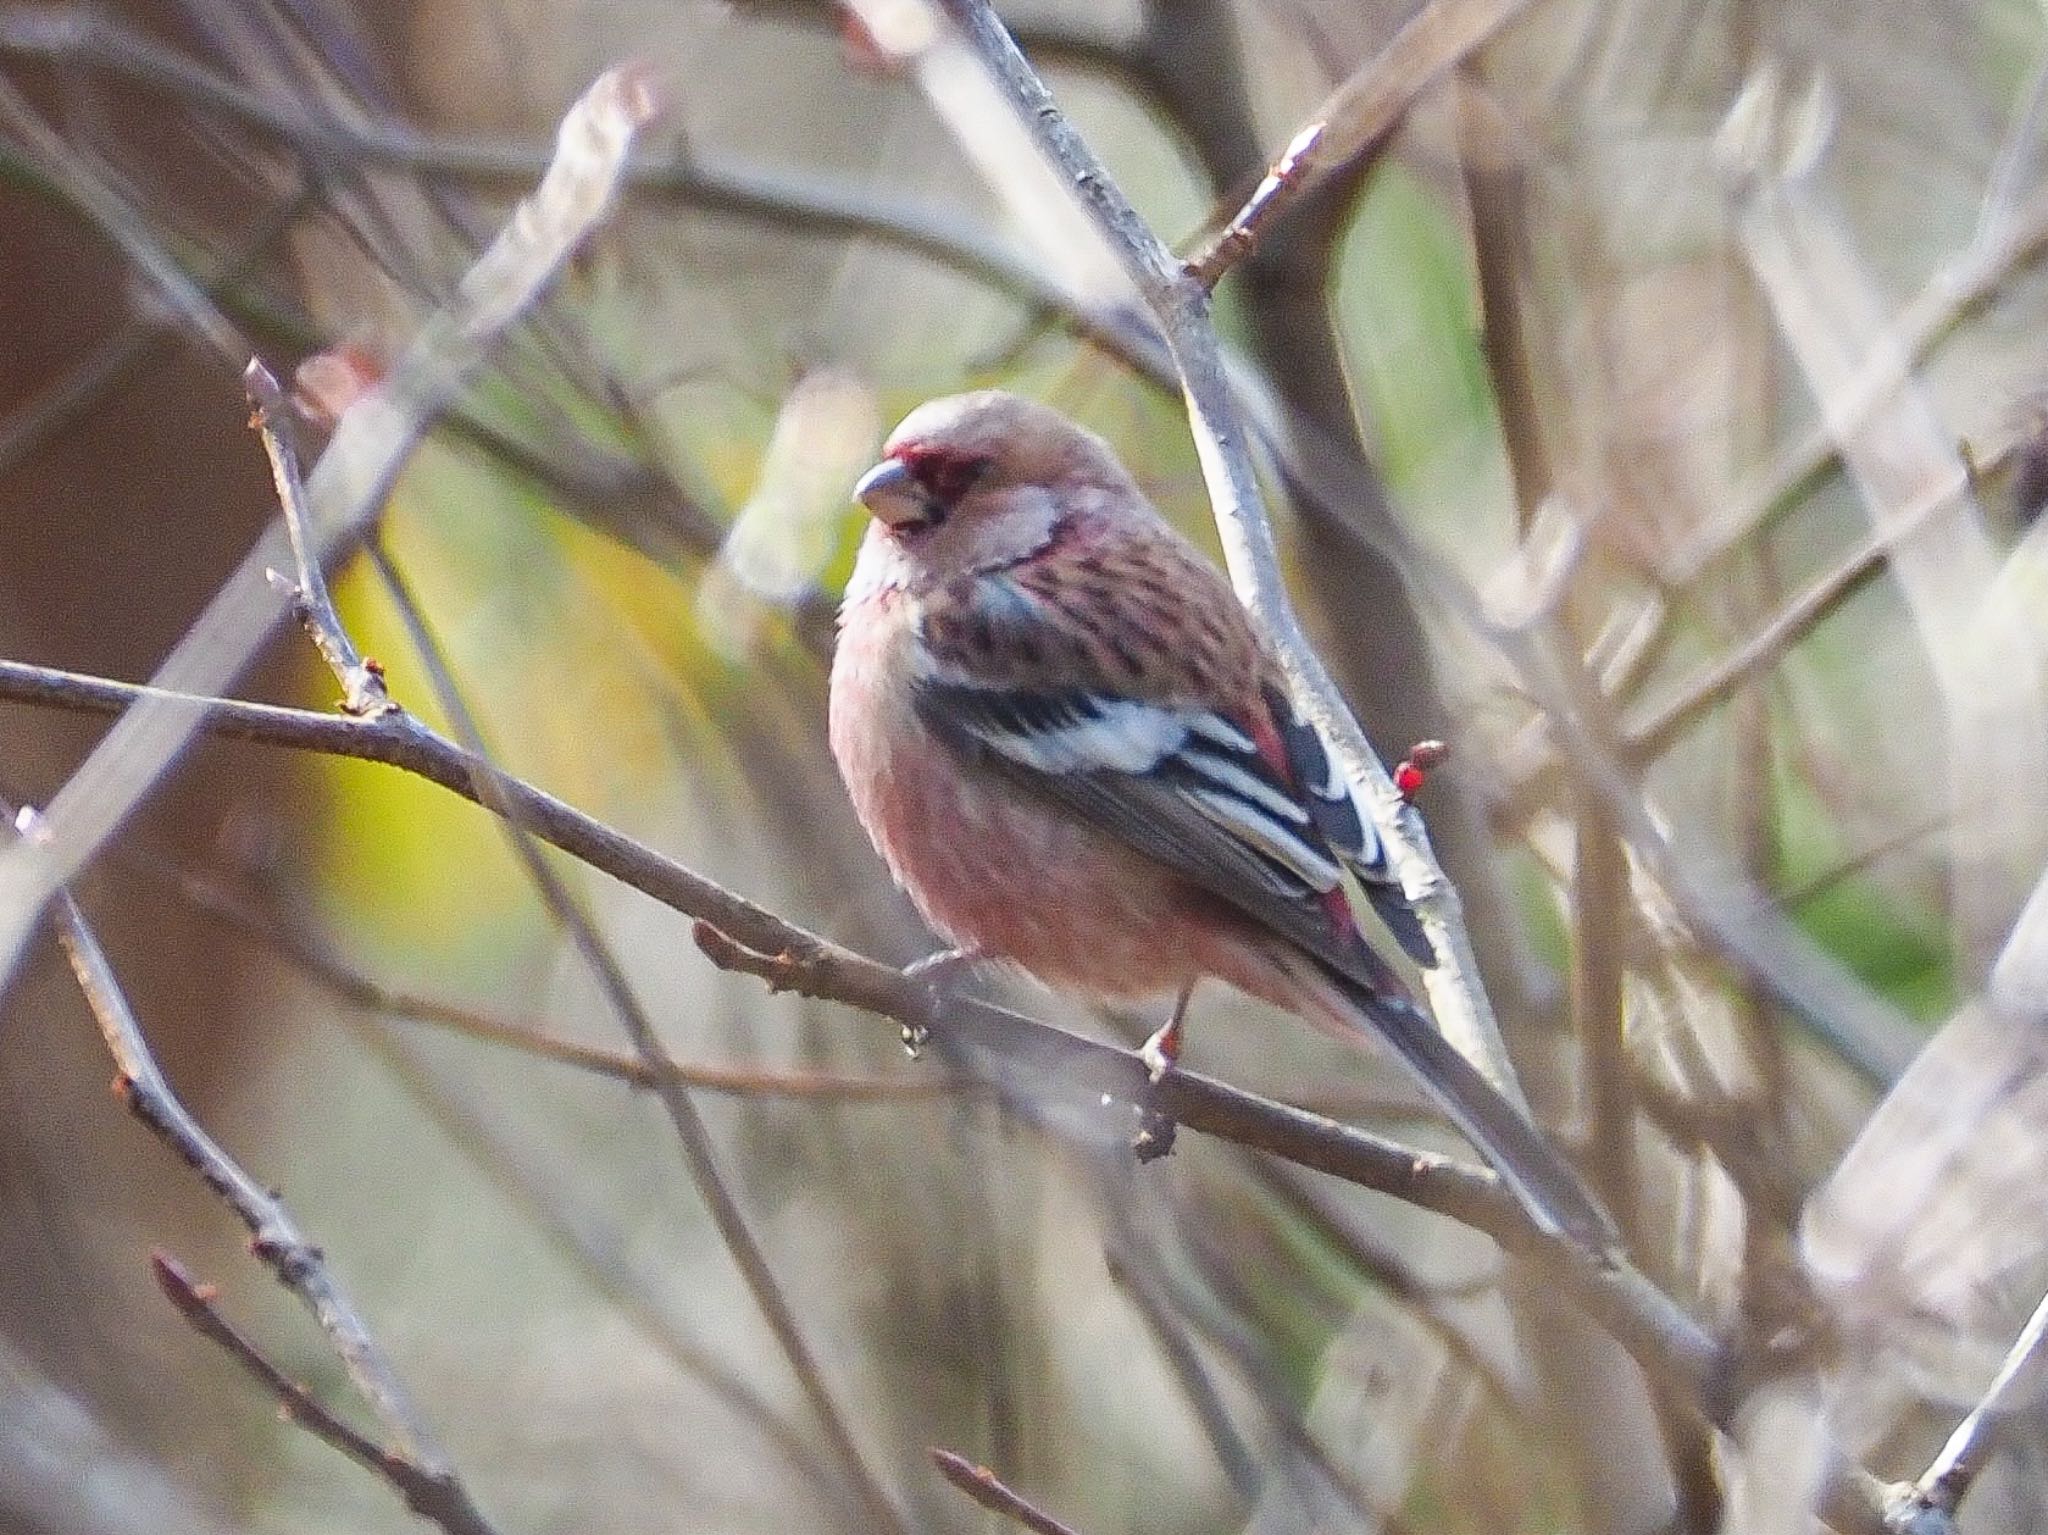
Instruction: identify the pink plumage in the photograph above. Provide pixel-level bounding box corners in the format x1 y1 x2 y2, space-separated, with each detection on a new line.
829 391 1610 1247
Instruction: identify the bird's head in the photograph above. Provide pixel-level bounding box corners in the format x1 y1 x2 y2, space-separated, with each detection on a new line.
851 391 1136 577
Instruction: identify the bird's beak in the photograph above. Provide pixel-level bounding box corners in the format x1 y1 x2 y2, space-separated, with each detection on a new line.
853 456 933 529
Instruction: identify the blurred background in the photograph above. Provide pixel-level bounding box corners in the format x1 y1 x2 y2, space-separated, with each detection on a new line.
3 0 2048 1531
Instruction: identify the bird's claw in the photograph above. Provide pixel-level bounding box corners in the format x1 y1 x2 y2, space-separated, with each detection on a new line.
901 948 985 1058
1131 1001 1186 1161
1138 1013 1182 1084
1132 1102 1178 1162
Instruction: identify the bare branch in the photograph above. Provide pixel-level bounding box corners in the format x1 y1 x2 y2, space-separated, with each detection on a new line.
0 649 1839 1520
929 1448 1083 1535
140 848 962 1100
353 1022 840 1497
355 537 910 1535
1185 0 1531 288
1896 1288 2048 1528
245 361 398 719
1654 187 2048 603
0 67 251 364
150 1250 447 1515
0 9 1172 385
0 654 1562 1237
1621 459 1981 760
14 809 499 1535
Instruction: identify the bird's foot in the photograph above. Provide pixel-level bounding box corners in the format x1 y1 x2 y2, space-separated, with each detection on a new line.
899 947 986 1059
1131 989 1190 1163
1138 1012 1183 1083
1131 1106 1178 1162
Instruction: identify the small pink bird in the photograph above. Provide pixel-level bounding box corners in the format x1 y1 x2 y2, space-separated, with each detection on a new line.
829 391 1609 1247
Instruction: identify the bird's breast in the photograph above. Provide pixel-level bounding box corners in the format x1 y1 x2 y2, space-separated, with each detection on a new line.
830 595 1210 999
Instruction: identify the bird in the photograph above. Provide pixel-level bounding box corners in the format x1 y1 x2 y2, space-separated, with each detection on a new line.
828 390 1612 1248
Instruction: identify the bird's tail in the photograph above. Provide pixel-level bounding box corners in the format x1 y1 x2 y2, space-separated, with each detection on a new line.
1308 962 1618 1252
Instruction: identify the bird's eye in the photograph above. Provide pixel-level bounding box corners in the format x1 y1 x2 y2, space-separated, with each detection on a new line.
923 453 993 505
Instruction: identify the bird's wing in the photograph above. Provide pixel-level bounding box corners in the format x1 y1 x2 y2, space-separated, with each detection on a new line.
912 550 1429 981
1260 689 1434 966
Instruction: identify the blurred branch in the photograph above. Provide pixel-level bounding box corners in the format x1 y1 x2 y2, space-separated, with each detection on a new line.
1893 1288 2048 1530
1097 1241 1263 1505
1736 164 2048 955
0 8 1172 383
0 1333 240 1535
136 842 963 1100
1184 0 1529 288
0 62 656 1006
16 809 500 1535
0 68 252 364
354 531 910 1535
1569 799 1636 1218
354 1022 840 1495
1621 461 1976 761
929 1448 1082 1535
1651 187 2048 604
0 186 311 480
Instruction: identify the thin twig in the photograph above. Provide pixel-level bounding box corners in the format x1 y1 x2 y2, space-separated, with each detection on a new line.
929 1449 1083 1535
13 809 499 1535
150 1251 439 1508
0 9 1172 386
1097 1240 1264 1506
246 361 397 719
0 68 251 364
1185 0 1531 288
1621 447 1999 762
0 185 312 480
1896 1288 2048 1528
351 1021 838 1495
354 535 909 1535
1650 187 2048 607
123 832 963 1101
1569 798 1636 1218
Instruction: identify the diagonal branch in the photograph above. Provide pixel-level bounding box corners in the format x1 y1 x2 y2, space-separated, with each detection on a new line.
0 63 656 1001
13 807 500 1535
1184 0 1531 288
0 648 1871 1519
150 1250 457 1517
1893 1287 2048 1529
354 534 909 1535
